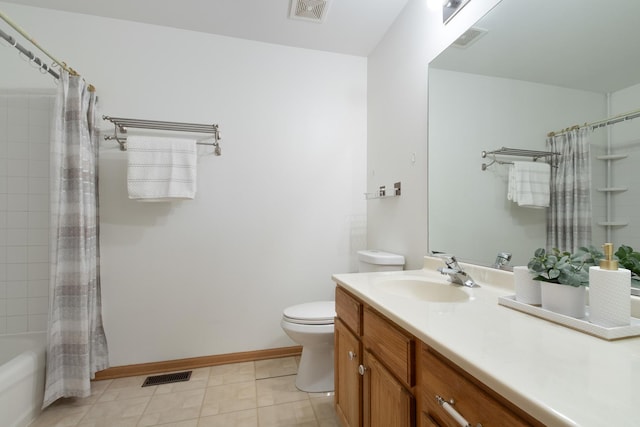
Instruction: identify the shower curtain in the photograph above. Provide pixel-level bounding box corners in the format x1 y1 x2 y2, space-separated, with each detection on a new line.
546 127 592 253
43 70 108 408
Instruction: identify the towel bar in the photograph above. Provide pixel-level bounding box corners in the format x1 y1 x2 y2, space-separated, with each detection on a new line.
481 146 558 171
103 115 222 155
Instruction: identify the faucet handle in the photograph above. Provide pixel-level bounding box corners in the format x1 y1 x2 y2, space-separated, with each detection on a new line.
494 252 512 269
433 253 460 270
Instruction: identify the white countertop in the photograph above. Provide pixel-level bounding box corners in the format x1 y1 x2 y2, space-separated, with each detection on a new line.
332 257 640 427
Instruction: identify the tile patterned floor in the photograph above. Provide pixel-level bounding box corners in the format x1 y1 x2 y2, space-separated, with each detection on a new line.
30 357 339 427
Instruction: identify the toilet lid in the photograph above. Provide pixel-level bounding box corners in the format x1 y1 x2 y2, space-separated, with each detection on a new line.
283 301 336 325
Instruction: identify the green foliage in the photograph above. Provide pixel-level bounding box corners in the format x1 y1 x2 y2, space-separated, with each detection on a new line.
527 246 603 287
615 245 640 282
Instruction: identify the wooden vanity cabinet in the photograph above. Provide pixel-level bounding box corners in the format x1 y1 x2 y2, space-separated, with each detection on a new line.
335 286 415 427
420 344 542 427
362 306 415 388
335 318 362 427
363 350 415 427
336 286 362 336
335 287 363 427
335 284 545 427
421 415 441 427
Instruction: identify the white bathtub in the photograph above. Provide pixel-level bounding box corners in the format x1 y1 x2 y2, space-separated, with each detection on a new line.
0 332 46 427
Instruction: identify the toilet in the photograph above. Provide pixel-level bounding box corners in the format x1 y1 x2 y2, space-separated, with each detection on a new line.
281 301 336 392
280 249 405 392
357 249 406 272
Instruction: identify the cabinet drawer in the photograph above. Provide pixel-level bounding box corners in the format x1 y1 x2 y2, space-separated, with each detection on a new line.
363 307 414 387
421 346 534 427
336 286 362 336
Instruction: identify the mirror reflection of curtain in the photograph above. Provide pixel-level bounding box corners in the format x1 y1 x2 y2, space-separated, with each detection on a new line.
546 128 592 253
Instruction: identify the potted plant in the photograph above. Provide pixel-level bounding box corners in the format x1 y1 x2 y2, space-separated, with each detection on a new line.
615 244 640 284
528 246 602 318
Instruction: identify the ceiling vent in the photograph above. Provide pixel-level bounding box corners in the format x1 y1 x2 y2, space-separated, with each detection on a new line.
289 0 331 23
453 27 488 48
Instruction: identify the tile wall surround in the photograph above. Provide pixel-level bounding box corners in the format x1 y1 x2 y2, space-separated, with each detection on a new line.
0 89 54 334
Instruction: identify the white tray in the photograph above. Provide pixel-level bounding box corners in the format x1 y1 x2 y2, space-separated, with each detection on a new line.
498 294 640 340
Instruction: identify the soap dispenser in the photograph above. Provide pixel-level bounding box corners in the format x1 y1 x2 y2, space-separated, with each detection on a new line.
588 243 631 327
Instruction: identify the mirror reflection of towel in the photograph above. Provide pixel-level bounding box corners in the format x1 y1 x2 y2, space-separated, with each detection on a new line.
127 136 197 201
507 161 550 208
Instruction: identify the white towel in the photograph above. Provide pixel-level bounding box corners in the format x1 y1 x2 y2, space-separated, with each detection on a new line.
507 164 517 201
127 136 197 201
508 161 550 208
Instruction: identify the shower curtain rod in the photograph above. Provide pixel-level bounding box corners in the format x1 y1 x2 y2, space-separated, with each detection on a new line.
0 9 93 89
547 107 640 137
0 27 59 79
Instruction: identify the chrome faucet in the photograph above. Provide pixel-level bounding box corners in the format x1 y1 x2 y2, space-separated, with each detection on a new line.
493 252 512 270
433 253 478 287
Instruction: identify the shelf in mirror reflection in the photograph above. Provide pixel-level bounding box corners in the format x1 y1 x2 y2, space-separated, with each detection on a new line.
597 154 628 160
596 187 628 193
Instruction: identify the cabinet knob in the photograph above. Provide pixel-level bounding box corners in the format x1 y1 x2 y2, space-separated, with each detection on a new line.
358 364 367 376
348 350 357 361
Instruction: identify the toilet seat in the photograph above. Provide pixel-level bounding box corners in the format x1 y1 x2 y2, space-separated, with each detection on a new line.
283 301 335 325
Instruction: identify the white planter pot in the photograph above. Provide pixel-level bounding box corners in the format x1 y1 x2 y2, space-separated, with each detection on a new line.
540 281 586 318
513 266 542 305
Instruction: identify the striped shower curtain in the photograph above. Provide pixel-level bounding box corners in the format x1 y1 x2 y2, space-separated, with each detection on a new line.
43 70 109 407
546 128 592 253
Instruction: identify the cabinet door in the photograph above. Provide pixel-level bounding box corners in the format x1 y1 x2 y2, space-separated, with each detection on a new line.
363 350 414 427
335 319 362 427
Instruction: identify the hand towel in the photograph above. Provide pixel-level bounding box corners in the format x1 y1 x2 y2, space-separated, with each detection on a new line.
507 164 516 201
510 161 550 208
127 136 197 201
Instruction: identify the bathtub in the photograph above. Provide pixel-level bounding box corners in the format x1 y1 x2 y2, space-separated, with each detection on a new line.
0 332 46 427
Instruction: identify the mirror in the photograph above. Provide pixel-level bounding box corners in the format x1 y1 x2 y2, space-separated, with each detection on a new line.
428 0 640 267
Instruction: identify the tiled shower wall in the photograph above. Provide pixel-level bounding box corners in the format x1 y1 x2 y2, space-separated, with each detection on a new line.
0 90 53 334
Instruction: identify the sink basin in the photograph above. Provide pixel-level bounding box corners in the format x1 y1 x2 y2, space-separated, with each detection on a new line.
374 276 470 302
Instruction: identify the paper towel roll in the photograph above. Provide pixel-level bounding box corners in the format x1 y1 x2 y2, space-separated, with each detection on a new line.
589 266 631 327
513 266 542 305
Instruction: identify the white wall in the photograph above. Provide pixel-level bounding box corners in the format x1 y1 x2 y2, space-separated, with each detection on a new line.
367 0 503 269
366 0 429 269
0 2 367 365
428 69 606 266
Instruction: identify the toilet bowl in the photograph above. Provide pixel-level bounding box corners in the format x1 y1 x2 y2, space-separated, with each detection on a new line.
281 301 335 392
281 249 404 392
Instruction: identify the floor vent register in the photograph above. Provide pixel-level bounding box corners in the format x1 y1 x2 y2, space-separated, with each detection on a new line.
142 371 192 387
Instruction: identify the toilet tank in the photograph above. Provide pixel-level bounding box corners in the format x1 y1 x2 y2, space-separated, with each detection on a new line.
357 250 405 272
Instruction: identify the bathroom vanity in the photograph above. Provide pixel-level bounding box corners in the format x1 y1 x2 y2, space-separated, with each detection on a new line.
333 257 640 427
335 286 416 427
